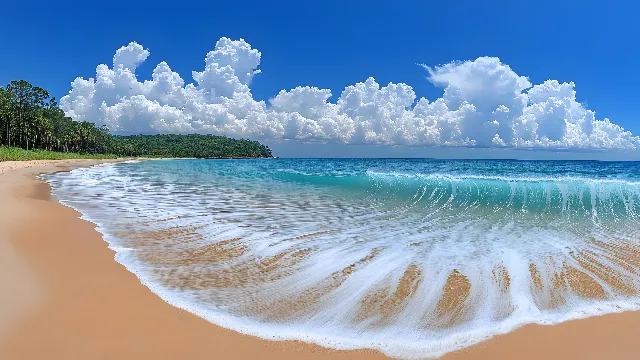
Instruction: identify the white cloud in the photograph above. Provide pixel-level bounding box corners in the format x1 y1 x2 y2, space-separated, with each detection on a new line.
113 42 150 72
60 38 638 150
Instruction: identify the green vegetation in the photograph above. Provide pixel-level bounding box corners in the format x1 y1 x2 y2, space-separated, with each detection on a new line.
0 80 273 160
0 147 118 161
110 134 272 158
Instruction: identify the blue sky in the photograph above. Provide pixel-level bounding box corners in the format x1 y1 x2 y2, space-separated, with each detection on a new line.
1 0 639 158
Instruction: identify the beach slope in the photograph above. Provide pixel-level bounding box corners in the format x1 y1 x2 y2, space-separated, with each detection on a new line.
1 160 640 360
0 160 385 360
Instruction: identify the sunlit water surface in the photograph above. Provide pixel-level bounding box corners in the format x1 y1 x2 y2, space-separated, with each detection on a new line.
44 159 640 358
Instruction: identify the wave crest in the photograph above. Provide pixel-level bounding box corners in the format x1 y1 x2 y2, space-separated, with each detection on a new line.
43 159 640 359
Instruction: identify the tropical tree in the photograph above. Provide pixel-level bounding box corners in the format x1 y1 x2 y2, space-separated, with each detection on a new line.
0 80 273 159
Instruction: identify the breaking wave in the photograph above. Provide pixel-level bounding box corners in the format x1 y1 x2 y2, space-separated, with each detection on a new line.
44 159 640 358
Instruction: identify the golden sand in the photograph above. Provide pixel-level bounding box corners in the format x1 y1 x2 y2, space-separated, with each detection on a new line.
2 160 640 359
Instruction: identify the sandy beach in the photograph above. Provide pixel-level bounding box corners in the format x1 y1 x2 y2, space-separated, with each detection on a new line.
0 160 639 360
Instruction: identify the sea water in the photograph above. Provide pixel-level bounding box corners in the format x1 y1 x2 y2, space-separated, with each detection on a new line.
43 159 640 358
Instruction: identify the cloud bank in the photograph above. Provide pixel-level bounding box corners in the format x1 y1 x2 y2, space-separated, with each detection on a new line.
61 38 638 150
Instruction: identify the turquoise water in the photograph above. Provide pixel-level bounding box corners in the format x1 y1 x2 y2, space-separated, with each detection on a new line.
45 159 640 358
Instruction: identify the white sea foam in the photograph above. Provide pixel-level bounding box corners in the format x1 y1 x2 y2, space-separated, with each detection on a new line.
365 170 640 186
42 160 640 359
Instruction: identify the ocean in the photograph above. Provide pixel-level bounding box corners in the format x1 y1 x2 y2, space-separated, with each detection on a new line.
43 159 640 358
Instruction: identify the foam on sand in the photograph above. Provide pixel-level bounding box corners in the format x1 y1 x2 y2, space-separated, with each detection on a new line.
43 159 640 359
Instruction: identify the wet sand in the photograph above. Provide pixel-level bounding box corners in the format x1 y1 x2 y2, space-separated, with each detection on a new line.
0 160 639 359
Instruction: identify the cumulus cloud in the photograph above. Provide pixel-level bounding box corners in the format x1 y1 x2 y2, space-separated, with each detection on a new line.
60 38 638 150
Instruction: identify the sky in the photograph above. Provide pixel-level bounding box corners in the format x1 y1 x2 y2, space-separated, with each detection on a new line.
1 0 639 159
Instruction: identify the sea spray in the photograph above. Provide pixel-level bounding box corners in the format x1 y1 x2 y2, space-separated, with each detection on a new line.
43 159 640 358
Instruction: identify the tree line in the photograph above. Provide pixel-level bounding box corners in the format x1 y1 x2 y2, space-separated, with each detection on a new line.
0 80 273 158
110 134 273 158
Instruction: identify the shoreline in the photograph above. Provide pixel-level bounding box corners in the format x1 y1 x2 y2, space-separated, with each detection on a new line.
0 160 386 360
1 160 640 359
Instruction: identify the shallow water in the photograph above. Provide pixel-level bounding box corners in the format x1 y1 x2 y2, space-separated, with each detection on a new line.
44 159 640 358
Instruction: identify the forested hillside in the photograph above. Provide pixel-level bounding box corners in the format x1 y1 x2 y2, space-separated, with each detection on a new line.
0 80 273 159
110 134 272 158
